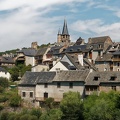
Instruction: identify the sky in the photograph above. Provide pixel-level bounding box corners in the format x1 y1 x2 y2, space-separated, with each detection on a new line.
0 0 120 52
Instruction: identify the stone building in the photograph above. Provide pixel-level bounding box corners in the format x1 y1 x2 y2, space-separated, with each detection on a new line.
57 19 70 46
85 71 120 95
18 70 89 107
87 36 113 63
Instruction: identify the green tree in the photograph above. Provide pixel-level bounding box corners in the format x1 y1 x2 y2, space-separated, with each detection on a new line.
0 77 9 88
9 94 21 110
60 91 83 120
30 108 42 119
83 91 120 120
0 112 9 120
45 97 54 109
40 109 62 120
20 114 38 120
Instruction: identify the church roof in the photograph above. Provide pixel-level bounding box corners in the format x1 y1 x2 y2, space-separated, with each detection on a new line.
62 19 69 35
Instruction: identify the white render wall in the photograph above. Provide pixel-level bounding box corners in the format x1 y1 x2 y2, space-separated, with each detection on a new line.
50 62 68 71
0 71 11 80
25 56 35 66
36 82 85 102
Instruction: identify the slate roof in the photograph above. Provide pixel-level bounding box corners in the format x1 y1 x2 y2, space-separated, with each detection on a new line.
65 45 90 53
53 70 89 82
88 36 109 44
60 61 71 70
19 71 56 86
83 58 98 71
36 47 48 56
19 69 90 86
0 57 15 64
17 49 37 56
85 71 120 86
95 53 113 62
65 53 83 70
62 19 69 35
112 50 120 55
48 46 63 55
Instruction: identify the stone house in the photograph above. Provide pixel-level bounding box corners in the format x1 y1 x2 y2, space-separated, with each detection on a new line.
87 36 113 63
112 50 120 71
85 71 120 95
60 53 97 71
16 48 37 66
0 56 15 68
18 70 89 107
95 53 113 71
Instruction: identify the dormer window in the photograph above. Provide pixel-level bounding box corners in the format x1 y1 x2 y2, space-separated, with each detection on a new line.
70 49 73 51
94 76 99 81
110 76 116 81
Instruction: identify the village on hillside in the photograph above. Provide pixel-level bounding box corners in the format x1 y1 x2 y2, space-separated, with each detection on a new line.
1 20 120 107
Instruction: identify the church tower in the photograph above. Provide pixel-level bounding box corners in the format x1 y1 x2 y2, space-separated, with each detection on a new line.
57 19 70 46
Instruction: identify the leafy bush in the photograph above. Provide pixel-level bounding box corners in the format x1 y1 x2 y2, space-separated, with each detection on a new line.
30 108 42 119
0 95 8 103
20 114 38 120
0 77 9 88
9 94 21 108
0 105 4 111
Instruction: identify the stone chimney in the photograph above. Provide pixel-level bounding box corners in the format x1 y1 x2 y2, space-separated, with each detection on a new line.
88 38 92 43
31 42 38 49
78 54 83 66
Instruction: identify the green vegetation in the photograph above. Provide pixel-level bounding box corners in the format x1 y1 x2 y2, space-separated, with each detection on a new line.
6 64 31 81
0 87 120 120
0 49 19 56
60 91 83 120
37 43 51 49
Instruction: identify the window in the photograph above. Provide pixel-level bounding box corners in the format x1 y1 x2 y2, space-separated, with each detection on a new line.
57 82 61 88
98 51 101 56
69 82 73 88
44 92 48 99
94 76 99 81
22 92 26 97
117 63 120 66
110 76 116 81
112 86 116 91
44 83 48 88
30 92 33 98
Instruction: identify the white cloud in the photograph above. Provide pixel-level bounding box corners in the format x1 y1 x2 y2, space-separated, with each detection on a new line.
0 0 120 51
71 19 120 41
95 4 120 18
0 0 87 51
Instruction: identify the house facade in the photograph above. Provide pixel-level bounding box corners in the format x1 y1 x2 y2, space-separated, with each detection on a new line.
18 70 89 107
85 71 120 95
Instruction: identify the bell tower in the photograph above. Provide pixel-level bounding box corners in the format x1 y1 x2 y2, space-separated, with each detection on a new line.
57 19 70 46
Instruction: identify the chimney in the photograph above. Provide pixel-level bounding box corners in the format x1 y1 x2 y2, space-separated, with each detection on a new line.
78 54 83 66
88 38 91 43
31 42 38 49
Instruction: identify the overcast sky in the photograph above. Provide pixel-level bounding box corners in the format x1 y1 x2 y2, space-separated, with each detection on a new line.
0 0 120 51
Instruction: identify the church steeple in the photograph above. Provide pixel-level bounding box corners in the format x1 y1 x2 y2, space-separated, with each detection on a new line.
62 19 69 35
57 19 70 46
58 28 61 35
